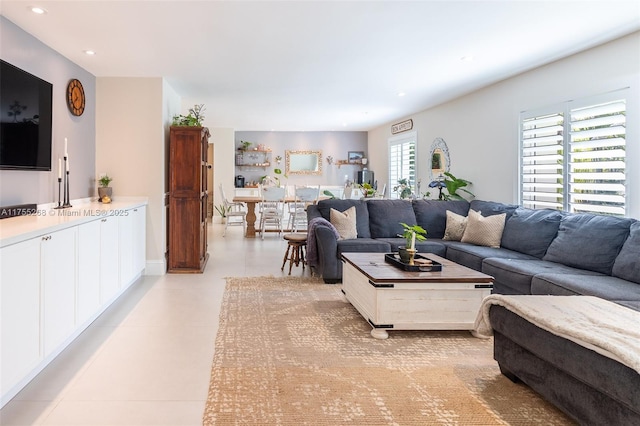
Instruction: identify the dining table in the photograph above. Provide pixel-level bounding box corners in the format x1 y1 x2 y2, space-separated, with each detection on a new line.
232 195 295 238
232 194 328 238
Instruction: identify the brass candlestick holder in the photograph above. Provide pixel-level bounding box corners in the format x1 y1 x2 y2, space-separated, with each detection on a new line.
405 248 417 265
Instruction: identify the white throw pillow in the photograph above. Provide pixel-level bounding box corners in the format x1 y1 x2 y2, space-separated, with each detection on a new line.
461 209 506 248
443 210 468 241
330 206 358 240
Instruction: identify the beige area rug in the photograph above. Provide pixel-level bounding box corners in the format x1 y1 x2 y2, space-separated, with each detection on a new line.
203 276 574 425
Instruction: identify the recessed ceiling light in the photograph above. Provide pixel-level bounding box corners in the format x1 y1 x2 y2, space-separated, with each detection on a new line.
397 92 406 97
30 6 47 14
84 50 96 55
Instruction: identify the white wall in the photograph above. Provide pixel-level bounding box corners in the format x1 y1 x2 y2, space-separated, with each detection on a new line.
96 77 177 274
209 127 236 214
368 31 640 218
0 17 95 205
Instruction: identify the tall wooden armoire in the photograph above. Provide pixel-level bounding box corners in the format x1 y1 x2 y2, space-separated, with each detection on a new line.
168 126 210 273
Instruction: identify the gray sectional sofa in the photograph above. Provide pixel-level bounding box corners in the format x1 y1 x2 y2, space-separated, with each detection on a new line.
306 198 639 308
306 198 640 424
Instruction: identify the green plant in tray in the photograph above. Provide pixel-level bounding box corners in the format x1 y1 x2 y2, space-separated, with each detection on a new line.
398 222 427 248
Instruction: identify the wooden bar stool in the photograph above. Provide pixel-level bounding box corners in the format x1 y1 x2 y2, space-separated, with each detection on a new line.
281 233 307 275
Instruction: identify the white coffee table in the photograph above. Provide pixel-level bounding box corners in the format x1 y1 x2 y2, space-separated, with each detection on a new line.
341 252 494 339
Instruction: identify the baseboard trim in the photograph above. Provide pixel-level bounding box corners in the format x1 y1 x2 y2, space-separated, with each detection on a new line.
145 259 166 275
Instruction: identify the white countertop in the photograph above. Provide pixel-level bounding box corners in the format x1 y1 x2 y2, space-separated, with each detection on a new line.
0 197 148 248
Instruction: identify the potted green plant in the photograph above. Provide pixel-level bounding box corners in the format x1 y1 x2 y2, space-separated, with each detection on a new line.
214 204 229 223
322 190 336 199
357 182 376 198
172 104 205 126
393 178 413 199
442 172 474 201
98 174 113 202
397 222 427 262
261 167 287 187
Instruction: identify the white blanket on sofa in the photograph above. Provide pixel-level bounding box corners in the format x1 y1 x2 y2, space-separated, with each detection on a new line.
473 295 640 374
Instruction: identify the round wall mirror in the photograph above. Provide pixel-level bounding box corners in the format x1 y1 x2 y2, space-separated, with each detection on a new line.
429 138 450 181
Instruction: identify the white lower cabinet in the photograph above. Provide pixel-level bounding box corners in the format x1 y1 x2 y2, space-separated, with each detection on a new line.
98 217 120 304
0 226 77 398
0 201 147 407
119 206 146 288
41 227 77 356
0 237 41 397
132 206 146 277
77 219 101 325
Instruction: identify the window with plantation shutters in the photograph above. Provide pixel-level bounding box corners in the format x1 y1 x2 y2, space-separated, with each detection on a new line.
521 112 565 210
388 132 416 199
520 92 627 216
569 100 626 215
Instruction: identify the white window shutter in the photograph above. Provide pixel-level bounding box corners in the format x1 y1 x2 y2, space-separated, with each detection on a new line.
569 100 626 215
521 113 564 210
388 134 416 199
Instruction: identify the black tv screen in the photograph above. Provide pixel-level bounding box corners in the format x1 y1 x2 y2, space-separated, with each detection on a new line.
0 60 53 171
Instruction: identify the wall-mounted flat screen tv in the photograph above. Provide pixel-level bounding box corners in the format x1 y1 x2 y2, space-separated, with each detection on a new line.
0 59 53 171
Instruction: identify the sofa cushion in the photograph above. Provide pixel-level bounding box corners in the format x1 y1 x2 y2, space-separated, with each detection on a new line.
367 199 416 238
336 238 391 255
443 210 467 241
501 208 564 258
531 273 640 303
461 209 506 248
330 206 357 239
483 258 604 295
612 221 640 284
469 200 518 219
316 199 371 238
543 213 634 275
444 242 537 272
412 200 470 239
375 237 447 257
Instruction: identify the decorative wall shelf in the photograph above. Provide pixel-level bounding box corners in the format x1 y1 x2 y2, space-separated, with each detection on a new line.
335 160 362 168
236 163 271 168
236 150 272 168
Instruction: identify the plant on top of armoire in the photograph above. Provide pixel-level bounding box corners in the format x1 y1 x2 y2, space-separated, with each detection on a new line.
172 104 205 126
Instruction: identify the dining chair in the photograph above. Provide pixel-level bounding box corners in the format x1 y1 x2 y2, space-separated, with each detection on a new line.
219 184 247 236
343 184 353 200
289 185 320 232
259 185 287 239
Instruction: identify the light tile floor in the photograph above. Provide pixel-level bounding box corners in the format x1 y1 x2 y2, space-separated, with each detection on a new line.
0 223 309 425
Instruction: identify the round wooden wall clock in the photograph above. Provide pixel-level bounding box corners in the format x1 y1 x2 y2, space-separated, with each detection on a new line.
67 78 85 116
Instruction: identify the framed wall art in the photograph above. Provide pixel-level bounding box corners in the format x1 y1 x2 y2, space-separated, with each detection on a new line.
348 151 364 164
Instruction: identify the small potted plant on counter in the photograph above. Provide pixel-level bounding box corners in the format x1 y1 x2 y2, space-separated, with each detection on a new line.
98 174 113 203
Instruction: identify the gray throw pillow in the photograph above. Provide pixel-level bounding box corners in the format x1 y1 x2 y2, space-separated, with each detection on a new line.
612 221 640 284
501 208 564 258
543 213 634 274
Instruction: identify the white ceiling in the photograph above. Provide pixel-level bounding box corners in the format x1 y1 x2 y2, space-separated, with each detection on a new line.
2 1 639 131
